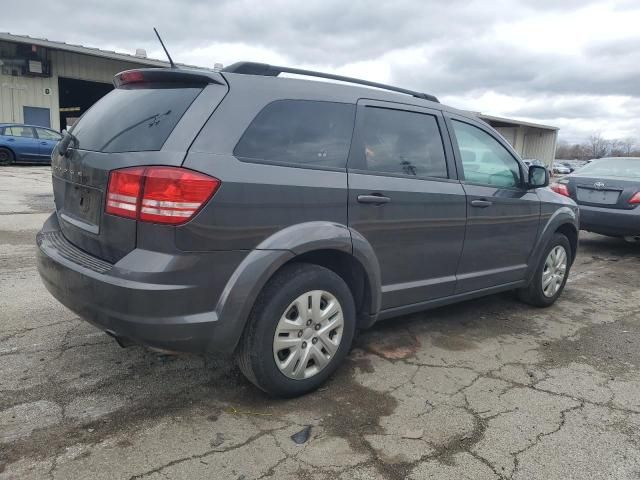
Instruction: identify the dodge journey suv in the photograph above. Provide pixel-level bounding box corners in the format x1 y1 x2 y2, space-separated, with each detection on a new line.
37 63 579 397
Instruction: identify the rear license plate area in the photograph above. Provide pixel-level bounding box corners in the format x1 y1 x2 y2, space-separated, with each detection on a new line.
61 182 102 229
576 187 620 205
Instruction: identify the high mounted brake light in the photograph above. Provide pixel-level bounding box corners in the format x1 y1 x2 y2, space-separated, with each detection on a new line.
113 68 222 88
106 166 220 225
116 70 146 85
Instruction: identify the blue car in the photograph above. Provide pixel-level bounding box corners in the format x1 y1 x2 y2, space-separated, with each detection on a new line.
0 123 62 165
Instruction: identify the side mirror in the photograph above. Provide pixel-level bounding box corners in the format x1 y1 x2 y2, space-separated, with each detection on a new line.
528 165 549 188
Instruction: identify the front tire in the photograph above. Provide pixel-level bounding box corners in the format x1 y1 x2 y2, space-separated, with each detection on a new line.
518 233 571 307
236 263 356 397
0 148 14 166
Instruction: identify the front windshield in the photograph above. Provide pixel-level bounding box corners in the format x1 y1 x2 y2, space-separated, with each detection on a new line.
576 158 640 179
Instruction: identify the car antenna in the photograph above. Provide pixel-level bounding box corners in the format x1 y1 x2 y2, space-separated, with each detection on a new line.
153 27 177 68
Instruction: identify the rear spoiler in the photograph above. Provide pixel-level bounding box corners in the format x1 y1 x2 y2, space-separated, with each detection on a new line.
113 68 225 88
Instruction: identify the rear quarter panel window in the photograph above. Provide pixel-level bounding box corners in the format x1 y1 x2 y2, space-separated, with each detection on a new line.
70 85 202 153
234 100 356 169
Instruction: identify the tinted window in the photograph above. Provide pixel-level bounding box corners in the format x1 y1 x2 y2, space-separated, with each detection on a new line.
356 107 448 178
5 126 35 138
70 85 202 153
452 120 521 188
35 128 61 141
234 100 355 169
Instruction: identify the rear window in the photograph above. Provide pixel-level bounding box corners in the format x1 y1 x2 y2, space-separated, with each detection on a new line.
71 85 202 153
577 158 640 179
234 100 356 169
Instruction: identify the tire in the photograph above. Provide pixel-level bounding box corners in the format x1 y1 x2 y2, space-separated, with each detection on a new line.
517 233 572 307
0 147 14 166
236 262 356 397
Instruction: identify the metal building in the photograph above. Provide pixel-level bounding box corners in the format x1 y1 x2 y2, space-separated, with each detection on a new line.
478 113 559 167
1 32 560 166
0 33 171 131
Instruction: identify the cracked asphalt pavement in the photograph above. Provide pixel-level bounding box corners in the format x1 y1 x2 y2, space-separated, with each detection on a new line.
1 165 640 479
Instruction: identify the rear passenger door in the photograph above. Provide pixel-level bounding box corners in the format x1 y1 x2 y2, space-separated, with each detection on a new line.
348 100 466 310
445 115 541 293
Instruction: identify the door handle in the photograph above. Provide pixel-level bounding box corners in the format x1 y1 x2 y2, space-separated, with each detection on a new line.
357 194 391 205
471 199 493 208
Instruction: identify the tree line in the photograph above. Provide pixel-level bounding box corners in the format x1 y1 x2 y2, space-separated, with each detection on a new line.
556 133 640 160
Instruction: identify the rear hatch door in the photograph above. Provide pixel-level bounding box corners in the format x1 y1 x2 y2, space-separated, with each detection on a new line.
52 69 227 263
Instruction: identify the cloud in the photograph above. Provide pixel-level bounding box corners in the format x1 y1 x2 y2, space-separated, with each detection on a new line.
2 0 639 142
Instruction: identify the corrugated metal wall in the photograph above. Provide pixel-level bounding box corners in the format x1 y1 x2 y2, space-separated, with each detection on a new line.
493 125 558 166
0 48 150 130
523 128 557 166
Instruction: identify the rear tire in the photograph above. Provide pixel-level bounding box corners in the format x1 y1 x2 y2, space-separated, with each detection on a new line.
0 148 14 166
236 262 356 397
517 233 571 307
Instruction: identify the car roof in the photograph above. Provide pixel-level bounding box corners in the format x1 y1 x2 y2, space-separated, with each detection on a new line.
0 123 58 131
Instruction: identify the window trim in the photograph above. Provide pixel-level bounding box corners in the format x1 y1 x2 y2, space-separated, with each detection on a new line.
444 114 527 191
232 99 357 172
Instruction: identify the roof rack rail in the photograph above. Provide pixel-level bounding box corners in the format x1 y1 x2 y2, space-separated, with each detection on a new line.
222 62 439 103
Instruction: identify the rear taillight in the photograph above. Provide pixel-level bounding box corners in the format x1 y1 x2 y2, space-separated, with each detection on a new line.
106 166 220 225
630 192 640 205
550 183 570 197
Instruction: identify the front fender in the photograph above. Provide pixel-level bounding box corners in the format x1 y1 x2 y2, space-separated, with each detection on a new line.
526 200 579 280
213 222 382 352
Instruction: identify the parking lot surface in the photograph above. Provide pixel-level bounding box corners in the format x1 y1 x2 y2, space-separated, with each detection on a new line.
1 165 639 479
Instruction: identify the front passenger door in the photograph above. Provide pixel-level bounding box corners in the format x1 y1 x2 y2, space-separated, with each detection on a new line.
3 126 39 160
447 116 541 293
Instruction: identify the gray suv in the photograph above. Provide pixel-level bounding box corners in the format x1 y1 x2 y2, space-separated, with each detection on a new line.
37 63 579 397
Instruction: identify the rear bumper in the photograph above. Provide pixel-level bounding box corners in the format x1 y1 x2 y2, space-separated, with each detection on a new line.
579 204 640 236
36 213 247 353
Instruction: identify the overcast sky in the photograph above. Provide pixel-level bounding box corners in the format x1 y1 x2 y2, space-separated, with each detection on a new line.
4 0 640 142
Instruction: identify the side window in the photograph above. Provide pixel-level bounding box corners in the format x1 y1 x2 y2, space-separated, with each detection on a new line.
234 100 356 169
356 107 448 178
36 128 62 141
451 120 521 188
5 126 35 138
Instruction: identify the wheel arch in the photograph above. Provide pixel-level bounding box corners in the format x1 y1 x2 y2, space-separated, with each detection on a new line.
0 145 16 161
526 206 579 281
213 222 382 353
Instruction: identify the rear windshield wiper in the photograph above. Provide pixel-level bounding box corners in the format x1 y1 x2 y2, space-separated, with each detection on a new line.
58 129 78 155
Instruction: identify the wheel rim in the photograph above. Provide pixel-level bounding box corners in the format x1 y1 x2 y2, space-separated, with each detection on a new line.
542 245 568 298
273 290 344 380
0 151 8 163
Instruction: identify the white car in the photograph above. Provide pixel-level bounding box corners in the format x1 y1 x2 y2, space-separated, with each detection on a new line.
553 163 571 175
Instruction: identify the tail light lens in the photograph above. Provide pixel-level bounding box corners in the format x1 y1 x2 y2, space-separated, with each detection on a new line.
106 166 220 225
550 183 570 197
630 192 640 205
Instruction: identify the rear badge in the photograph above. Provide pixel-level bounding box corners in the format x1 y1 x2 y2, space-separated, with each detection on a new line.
593 182 605 189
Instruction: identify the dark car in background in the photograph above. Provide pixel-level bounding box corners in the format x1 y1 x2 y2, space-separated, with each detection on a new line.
37 64 579 397
551 157 640 242
0 123 62 165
